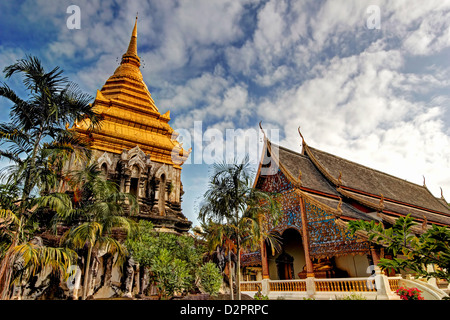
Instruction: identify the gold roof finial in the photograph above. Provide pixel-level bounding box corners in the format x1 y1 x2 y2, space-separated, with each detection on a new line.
338 171 343 186
297 126 305 146
378 193 385 210
259 121 267 140
337 197 343 214
121 16 140 67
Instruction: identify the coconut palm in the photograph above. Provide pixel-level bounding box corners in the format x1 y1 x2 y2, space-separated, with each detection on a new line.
199 156 282 300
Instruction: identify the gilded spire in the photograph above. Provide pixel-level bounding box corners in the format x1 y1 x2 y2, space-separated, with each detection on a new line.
121 16 140 67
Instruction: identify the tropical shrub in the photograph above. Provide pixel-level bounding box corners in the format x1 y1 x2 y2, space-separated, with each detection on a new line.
197 261 222 296
125 220 207 299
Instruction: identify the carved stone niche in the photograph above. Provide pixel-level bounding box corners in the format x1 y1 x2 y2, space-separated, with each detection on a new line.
97 151 114 176
118 146 152 203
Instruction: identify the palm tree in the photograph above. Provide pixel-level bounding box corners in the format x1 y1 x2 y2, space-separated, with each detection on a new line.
59 164 138 300
0 55 99 299
199 156 281 300
0 55 99 203
0 203 76 299
199 220 237 299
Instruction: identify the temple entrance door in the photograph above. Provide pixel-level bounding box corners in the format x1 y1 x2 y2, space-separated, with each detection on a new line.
276 251 294 280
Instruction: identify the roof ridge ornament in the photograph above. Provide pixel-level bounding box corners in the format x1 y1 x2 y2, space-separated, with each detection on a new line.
378 193 384 210
422 214 428 230
297 126 306 149
259 121 267 141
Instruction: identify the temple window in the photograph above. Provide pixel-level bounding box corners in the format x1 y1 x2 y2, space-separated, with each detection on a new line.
101 163 108 176
130 178 139 198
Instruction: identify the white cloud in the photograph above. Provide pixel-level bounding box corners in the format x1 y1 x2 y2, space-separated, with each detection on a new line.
401 10 450 55
255 38 450 196
3 0 450 222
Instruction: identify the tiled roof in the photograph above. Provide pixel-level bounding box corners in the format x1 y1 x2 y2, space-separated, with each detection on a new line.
263 140 450 227
306 146 450 216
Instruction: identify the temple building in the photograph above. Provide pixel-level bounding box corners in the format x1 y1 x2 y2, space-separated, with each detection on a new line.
71 18 191 234
241 129 450 285
17 18 194 300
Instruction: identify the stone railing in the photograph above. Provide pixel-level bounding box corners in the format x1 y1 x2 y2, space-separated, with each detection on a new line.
314 278 376 292
240 281 262 292
269 279 307 292
388 276 401 292
240 275 447 300
240 275 402 300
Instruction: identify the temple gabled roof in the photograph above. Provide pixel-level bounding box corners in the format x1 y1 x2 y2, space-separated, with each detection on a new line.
304 145 450 215
255 132 450 228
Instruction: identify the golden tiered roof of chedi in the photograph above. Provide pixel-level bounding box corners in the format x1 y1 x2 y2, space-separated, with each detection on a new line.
73 18 190 169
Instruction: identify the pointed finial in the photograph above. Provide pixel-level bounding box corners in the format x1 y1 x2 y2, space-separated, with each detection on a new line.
337 197 343 213
423 175 426 187
422 214 427 230
121 16 140 67
441 187 445 200
297 126 305 146
338 171 343 185
379 193 384 209
259 121 267 139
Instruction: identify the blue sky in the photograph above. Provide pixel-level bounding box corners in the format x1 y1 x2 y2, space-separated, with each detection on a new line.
1 0 450 227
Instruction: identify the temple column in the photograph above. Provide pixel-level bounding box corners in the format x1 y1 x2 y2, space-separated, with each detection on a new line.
299 197 314 277
260 239 270 279
124 176 131 194
138 178 145 200
370 245 382 273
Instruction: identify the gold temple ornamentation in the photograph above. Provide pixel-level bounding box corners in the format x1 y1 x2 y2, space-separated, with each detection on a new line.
71 17 191 233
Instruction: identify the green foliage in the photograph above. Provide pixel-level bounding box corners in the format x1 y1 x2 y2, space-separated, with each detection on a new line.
197 261 222 296
340 292 367 300
151 248 190 299
125 220 207 299
0 55 100 298
348 214 450 281
198 156 282 300
254 288 269 300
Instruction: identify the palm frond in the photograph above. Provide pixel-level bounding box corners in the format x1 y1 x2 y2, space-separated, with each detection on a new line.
13 242 76 280
0 208 20 227
34 192 72 215
63 222 103 249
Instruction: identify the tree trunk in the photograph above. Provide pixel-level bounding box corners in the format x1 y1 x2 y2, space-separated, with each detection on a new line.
0 244 15 299
22 130 43 203
82 245 93 300
236 247 241 300
228 250 234 300
0 219 21 300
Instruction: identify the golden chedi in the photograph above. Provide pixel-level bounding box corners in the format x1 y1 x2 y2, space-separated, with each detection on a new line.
72 17 191 233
